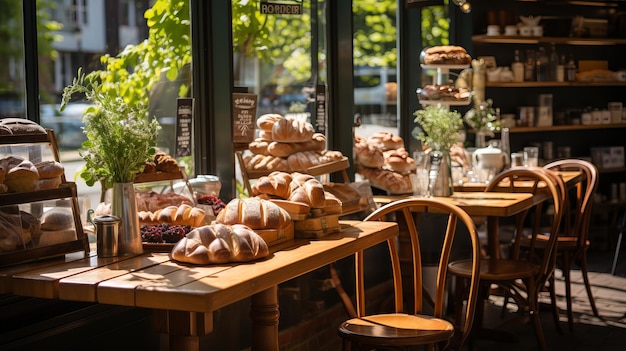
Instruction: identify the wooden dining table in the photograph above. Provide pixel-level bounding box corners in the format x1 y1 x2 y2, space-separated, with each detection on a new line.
374 192 535 259
0 220 398 351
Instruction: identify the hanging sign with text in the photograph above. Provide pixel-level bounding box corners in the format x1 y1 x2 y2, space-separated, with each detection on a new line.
260 0 302 15
232 92 258 144
175 98 193 157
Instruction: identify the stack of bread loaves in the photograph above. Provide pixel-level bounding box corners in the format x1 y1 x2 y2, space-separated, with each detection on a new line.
250 171 343 216
353 131 414 194
244 114 344 172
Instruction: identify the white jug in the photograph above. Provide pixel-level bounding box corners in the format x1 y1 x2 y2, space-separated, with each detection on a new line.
473 145 509 172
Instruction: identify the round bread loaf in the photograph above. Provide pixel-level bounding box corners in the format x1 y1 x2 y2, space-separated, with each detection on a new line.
0 118 46 135
271 116 315 143
35 176 62 190
35 161 65 179
257 114 283 132
40 208 74 231
170 223 270 264
4 159 39 192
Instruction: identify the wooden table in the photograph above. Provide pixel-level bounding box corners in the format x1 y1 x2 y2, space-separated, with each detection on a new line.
0 220 398 351
454 170 582 193
374 192 534 258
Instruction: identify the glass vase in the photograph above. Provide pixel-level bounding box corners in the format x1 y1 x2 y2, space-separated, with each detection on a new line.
112 182 143 255
427 150 454 197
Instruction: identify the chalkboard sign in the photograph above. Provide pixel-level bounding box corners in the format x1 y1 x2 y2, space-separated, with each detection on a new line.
175 98 193 157
232 92 258 144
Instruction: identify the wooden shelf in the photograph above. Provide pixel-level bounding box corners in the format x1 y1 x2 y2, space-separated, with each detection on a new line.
486 81 626 88
472 35 626 46
469 124 626 133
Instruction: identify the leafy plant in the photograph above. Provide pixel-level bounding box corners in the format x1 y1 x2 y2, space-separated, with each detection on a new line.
464 98 501 133
413 105 463 151
61 69 161 188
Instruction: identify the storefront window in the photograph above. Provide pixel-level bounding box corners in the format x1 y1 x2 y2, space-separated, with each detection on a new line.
0 1 26 117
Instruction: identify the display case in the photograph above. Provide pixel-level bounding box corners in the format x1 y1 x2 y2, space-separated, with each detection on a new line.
0 130 90 266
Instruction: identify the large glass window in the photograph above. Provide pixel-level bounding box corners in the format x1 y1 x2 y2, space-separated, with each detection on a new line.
0 1 26 117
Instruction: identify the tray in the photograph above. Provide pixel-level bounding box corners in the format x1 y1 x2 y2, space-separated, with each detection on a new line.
134 167 187 183
245 157 349 179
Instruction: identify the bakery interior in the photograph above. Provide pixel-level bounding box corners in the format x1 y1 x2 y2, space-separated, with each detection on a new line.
2 0 626 350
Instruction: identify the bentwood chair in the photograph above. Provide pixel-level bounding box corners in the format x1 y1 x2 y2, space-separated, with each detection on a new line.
448 167 565 351
542 159 600 330
337 198 482 351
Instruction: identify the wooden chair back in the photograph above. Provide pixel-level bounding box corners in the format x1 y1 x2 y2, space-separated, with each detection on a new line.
360 197 482 347
543 159 599 247
485 167 566 282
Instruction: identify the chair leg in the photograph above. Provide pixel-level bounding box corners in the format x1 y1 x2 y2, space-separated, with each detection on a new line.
579 249 600 317
561 252 575 332
526 277 548 351
612 231 623 276
547 274 563 334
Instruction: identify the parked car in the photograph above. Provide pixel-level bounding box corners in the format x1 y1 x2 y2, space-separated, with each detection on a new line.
40 102 91 150
354 67 397 126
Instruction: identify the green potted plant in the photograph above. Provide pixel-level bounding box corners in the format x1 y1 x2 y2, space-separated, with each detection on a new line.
61 69 161 255
413 105 463 196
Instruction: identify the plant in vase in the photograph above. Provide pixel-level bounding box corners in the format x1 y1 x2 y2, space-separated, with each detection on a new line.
413 105 464 196
464 98 501 148
61 69 161 255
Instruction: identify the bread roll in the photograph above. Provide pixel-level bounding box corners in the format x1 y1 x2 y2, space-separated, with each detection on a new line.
35 160 64 179
35 176 62 190
40 208 74 231
216 197 291 230
4 159 39 192
0 118 46 135
252 171 292 199
271 116 315 143
367 132 404 151
170 223 270 265
140 204 206 227
37 229 77 247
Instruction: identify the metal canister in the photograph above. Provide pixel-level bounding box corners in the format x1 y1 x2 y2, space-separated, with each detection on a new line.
92 214 121 257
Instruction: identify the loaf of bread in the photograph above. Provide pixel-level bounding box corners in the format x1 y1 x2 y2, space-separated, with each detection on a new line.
40 208 74 231
354 135 384 169
257 113 284 132
4 158 39 192
139 204 206 227
356 164 413 194
287 151 322 171
422 45 471 65
288 173 326 209
323 192 342 215
252 171 293 199
384 148 417 174
323 182 362 204
319 150 344 164
170 223 270 265
266 133 326 158
0 118 46 135
248 139 270 155
367 132 404 151
135 191 193 212
35 160 64 179
271 116 315 143
216 197 291 230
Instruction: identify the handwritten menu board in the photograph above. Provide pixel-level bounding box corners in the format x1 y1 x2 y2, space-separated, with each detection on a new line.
175 98 193 157
232 92 258 144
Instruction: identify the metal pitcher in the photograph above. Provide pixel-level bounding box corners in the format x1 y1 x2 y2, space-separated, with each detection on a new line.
88 210 121 258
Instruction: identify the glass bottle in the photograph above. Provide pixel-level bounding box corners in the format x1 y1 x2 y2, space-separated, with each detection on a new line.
511 49 524 82
556 55 565 82
535 46 549 82
524 49 535 81
549 43 559 81
565 54 577 82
